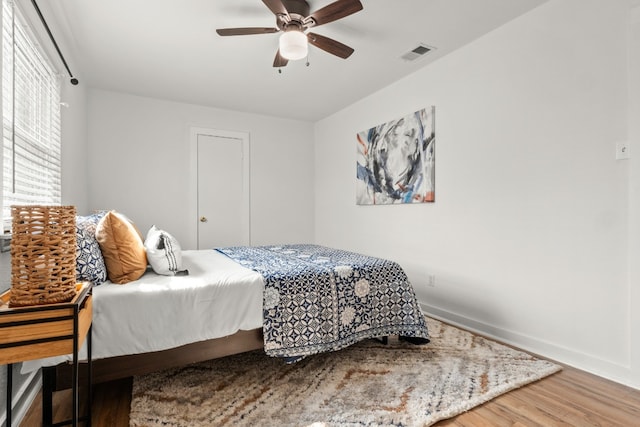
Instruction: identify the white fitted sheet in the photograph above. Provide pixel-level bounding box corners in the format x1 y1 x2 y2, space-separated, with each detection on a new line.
21 249 264 373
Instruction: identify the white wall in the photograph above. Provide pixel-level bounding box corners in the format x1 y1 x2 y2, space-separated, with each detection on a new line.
315 0 639 388
87 89 315 249
628 0 640 387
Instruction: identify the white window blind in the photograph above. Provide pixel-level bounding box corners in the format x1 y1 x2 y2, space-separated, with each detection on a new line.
1 0 62 225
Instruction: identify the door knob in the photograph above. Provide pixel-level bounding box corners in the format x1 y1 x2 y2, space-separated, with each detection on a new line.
200 216 208 223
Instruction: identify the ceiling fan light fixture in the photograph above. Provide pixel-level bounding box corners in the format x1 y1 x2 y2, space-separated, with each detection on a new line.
279 29 308 61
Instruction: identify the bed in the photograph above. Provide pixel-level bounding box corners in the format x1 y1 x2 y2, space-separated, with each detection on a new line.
38 243 430 396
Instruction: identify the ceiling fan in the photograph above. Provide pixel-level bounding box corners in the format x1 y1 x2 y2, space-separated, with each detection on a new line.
216 0 364 68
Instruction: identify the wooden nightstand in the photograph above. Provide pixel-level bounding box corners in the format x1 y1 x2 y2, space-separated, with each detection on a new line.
0 283 92 427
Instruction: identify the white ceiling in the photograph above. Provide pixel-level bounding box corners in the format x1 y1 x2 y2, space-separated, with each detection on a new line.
44 0 547 121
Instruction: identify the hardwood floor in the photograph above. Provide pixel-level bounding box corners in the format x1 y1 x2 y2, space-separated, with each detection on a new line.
19 362 640 427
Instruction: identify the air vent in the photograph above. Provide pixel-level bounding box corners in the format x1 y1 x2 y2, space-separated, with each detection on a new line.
400 43 436 62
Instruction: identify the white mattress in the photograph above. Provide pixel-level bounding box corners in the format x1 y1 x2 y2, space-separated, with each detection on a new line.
21 249 264 373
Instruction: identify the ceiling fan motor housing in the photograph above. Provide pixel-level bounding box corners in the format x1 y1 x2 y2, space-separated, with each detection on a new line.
277 0 312 30
281 0 310 20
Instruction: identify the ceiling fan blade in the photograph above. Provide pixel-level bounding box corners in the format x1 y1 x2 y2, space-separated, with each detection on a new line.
308 0 363 27
262 0 289 16
216 27 279 36
307 32 354 59
273 50 289 67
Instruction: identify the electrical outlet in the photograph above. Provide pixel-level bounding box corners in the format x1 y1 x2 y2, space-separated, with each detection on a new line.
427 274 436 287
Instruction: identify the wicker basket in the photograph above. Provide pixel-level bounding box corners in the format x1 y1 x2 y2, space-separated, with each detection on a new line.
10 205 77 306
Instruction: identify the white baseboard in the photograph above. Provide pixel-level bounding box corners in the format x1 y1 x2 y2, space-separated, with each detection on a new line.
1 369 41 427
420 303 640 390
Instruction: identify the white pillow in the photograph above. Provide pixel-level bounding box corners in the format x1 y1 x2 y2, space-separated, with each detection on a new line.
144 225 183 276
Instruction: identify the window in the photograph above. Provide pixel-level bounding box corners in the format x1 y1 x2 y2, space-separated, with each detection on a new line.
1 0 62 227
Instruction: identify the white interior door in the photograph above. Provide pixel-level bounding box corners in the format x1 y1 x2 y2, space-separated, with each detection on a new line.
195 130 250 249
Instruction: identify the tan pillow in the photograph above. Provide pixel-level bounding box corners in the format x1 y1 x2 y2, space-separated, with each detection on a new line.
95 211 148 284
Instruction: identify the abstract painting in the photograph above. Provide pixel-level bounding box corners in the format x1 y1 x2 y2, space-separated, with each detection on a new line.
356 107 435 205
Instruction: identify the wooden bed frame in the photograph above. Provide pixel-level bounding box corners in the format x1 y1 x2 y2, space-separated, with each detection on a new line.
39 243 429 421
42 328 264 401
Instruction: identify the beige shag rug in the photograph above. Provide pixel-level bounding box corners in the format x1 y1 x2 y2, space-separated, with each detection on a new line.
129 317 561 426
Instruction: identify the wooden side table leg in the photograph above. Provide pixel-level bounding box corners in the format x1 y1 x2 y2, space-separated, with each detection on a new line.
72 307 79 427
6 363 12 427
87 324 92 426
42 367 55 426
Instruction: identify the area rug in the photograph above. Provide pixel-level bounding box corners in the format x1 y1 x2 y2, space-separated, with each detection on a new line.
129 317 561 427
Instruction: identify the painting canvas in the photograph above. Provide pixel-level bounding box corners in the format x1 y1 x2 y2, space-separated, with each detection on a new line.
356 107 435 205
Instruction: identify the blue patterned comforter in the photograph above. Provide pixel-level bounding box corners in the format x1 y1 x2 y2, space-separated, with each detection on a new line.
216 244 429 359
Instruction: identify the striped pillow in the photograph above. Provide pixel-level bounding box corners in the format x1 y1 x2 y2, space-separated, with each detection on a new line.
144 225 183 276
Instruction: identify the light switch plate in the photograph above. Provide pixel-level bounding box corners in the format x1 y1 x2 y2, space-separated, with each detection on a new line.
616 142 630 160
